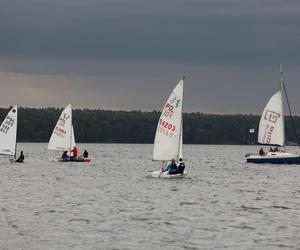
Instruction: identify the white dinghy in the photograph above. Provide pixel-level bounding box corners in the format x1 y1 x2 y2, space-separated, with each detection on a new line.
151 78 187 178
48 104 91 162
0 105 21 162
246 65 300 164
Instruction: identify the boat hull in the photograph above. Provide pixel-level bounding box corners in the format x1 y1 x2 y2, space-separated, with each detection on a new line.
58 157 91 162
246 152 300 164
151 169 188 178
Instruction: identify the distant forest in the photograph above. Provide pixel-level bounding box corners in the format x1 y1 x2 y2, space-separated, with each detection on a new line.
1 107 300 145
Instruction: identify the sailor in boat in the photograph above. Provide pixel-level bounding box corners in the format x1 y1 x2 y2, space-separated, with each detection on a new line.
177 158 185 174
70 146 78 160
61 151 69 160
83 150 89 158
15 151 24 163
269 147 274 152
162 159 178 175
259 147 265 156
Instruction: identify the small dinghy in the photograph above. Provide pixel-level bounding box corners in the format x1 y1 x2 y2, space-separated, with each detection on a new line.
48 104 91 162
151 78 187 178
0 105 23 163
246 65 300 164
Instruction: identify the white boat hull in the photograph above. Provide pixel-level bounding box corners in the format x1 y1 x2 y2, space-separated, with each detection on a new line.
151 169 188 178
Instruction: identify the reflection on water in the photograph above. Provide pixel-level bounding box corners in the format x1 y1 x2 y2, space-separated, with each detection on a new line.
0 143 299 250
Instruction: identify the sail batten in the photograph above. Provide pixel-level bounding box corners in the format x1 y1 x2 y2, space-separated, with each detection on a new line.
48 104 76 151
258 90 285 146
0 106 18 156
153 79 184 161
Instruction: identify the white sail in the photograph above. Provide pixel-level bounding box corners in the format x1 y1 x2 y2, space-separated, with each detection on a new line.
0 105 18 156
258 90 284 146
153 79 184 161
48 104 75 151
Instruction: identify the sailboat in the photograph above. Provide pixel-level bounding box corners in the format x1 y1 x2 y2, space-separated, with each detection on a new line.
0 105 21 162
246 65 300 164
151 78 187 178
48 104 91 162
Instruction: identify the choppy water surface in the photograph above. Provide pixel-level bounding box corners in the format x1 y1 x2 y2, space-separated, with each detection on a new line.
0 144 299 250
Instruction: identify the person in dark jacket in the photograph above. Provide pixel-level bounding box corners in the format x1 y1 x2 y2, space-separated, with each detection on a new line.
177 158 185 174
83 150 89 158
15 151 24 163
259 147 265 156
61 151 69 160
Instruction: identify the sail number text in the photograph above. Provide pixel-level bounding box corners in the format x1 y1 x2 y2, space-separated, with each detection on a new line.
0 116 15 134
159 119 176 131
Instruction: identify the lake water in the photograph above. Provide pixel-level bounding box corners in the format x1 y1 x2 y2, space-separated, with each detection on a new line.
0 144 299 250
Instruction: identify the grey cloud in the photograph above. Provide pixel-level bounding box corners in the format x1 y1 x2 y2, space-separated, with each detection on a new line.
0 0 300 113
1 0 300 65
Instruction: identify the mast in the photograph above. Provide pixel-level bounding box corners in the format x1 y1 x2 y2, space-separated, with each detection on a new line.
176 76 184 161
14 105 18 159
279 64 285 147
69 104 73 154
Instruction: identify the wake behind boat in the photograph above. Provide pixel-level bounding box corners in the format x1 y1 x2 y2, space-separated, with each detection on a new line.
151 78 187 178
246 65 300 164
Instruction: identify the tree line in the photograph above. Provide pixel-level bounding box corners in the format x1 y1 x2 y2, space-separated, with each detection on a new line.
0 107 300 145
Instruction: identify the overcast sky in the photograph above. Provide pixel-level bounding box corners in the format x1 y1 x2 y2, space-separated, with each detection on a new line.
0 0 300 114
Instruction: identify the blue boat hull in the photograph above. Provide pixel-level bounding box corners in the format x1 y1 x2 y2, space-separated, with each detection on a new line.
246 156 300 164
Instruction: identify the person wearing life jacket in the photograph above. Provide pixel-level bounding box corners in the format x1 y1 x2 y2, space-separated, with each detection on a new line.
163 159 178 175
71 147 78 158
177 158 185 174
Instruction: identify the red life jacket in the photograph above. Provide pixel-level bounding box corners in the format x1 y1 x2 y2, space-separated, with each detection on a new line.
72 147 78 157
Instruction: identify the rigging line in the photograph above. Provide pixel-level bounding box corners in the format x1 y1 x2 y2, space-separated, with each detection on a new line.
282 80 300 149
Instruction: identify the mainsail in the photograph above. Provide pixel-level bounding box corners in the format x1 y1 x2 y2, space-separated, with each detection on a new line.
48 104 76 151
258 90 284 146
0 105 18 156
153 79 184 161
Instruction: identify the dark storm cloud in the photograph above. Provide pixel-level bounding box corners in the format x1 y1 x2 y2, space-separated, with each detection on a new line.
0 0 300 113
1 0 300 66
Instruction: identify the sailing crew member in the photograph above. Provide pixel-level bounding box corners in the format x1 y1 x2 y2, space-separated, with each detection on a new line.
259 147 265 156
15 151 24 163
163 159 178 175
71 146 78 158
61 151 69 160
177 158 185 174
83 150 89 158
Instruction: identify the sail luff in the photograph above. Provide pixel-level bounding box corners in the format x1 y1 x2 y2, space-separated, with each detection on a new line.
177 77 184 161
69 104 72 153
14 105 18 159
